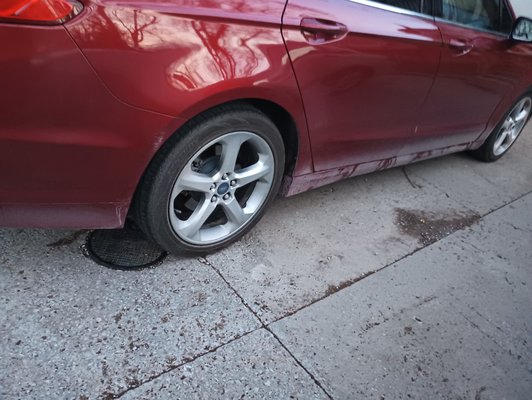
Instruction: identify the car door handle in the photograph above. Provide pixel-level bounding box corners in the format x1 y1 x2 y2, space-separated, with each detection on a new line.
448 38 474 55
300 18 348 44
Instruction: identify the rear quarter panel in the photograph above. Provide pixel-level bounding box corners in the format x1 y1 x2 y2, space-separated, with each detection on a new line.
65 0 313 175
0 23 179 228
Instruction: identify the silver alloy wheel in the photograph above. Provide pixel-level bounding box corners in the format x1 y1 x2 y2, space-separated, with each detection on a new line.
493 97 532 157
169 131 275 245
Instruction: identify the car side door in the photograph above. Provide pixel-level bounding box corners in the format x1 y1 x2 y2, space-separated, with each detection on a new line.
282 0 442 172
414 0 523 151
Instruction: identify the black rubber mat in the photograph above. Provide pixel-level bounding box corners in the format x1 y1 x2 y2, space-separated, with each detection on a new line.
85 224 167 270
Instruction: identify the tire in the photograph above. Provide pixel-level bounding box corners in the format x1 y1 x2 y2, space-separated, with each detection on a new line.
135 104 285 254
472 94 532 162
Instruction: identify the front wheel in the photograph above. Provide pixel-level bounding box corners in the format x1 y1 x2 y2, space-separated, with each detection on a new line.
472 94 532 162
136 105 285 254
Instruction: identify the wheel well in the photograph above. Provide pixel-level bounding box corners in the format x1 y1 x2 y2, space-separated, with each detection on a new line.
241 99 299 177
174 99 299 177
129 99 300 222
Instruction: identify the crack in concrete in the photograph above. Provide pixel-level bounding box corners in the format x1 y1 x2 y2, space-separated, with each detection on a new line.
457 311 508 354
272 270 378 325
270 190 532 327
409 167 532 222
402 166 422 189
265 326 334 400
100 329 258 399
99 190 532 399
324 271 377 297
198 256 266 326
403 168 483 213
201 256 335 400
270 242 440 327
507 222 530 233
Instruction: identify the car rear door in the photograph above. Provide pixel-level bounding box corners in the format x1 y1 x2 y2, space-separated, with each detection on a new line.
414 0 523 151
282 0 442 171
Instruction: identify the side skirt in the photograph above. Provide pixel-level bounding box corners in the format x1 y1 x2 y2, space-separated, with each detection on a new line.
282 143 471 196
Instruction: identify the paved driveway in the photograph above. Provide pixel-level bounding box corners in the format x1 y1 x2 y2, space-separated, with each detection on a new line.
2 126 532 399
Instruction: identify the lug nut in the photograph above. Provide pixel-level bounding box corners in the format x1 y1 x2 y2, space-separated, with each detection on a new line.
210 183 217 191
223 194 230 201
222 174 229 180
211 195 218 202
230 180 237 187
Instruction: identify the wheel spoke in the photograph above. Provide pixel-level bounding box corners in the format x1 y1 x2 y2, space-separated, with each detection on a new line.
510 97 531 123
514 108 529 123
178 168 214 193
219 135 245 174
493 129 509 151
234 156 272 187
177 196 217 238
222 198 250 226
169 130 275 245
492 98 532 158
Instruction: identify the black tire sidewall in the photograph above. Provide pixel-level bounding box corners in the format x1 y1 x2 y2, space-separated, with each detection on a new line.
142 107 285 254
478 92 532 162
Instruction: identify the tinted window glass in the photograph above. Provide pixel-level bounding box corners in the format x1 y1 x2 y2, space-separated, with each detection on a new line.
499 1 513 34
438 0 514 33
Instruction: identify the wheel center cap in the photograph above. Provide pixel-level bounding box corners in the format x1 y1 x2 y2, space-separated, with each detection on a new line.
217 182 230 195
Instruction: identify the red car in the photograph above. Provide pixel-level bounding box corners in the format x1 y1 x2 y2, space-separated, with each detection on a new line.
1 0 531 253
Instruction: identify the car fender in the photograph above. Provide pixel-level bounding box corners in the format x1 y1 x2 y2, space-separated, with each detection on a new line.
65 0 313 176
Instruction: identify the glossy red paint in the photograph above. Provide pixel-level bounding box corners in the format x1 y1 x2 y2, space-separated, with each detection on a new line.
0 0 531 229
0 0 78 24
0 24 181 227
415 21 532 152
0 0 312 228
64 0 313 175
283 0 442 170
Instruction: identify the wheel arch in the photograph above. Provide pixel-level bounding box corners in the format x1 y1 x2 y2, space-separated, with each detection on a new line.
472 86 532 148
244 98 299 178
173 98 301 179
129 98 304 221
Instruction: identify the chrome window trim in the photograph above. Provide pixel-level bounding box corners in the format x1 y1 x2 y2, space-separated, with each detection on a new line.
345 0 513 39
346 0 434 21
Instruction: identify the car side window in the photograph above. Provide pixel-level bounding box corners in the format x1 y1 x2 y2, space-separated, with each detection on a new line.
370 0 431 15
437 0 513 34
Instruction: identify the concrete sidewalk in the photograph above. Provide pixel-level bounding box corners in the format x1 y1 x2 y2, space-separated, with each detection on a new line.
1 126 531 399
271 194 532 399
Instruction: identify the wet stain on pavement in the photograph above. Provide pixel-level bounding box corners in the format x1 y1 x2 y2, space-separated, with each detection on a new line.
395 209 480 246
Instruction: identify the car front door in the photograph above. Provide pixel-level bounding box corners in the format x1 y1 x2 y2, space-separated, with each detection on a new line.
282 0 442 171
414 0 522 151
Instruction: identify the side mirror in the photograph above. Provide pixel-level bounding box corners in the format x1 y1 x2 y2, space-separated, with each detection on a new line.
511 17 532 43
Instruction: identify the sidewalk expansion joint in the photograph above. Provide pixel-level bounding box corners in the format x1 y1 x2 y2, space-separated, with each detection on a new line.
100 329 258 400
265 326 334 400
270 189 532 326
101 190 532 400
200 256 335 400
198 256 266 326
